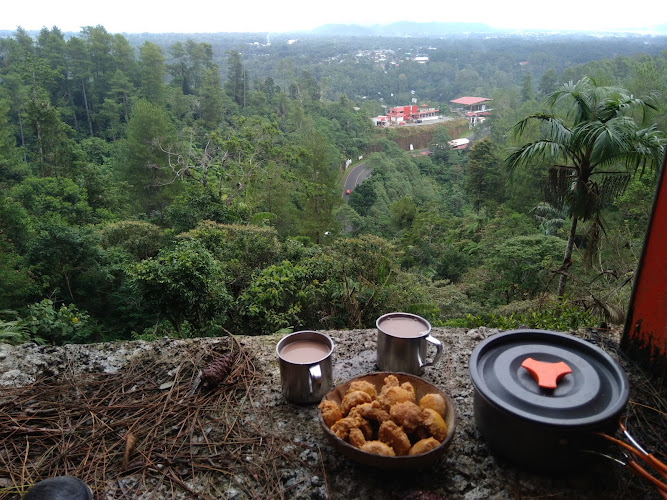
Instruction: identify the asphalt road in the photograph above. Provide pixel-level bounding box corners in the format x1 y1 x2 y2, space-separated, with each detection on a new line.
343 162 372 197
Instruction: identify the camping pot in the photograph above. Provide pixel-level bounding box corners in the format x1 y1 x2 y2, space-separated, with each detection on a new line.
469 329 630 472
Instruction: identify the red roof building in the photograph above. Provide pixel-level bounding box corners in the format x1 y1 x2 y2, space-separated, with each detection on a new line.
450 96 492 127
387 105 417 123
450 96 491 109
383 105 440 125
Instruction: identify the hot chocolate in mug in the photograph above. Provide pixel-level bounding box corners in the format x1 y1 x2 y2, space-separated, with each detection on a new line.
276 331 334 404
376 312 443 374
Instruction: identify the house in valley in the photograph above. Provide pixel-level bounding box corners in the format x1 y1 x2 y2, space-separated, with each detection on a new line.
450 96 492 127
372 104 440 126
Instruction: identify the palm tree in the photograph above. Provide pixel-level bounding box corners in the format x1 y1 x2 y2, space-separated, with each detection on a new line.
505 76 665 297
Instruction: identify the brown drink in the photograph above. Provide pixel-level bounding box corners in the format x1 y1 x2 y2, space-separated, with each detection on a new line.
377 316 429 338
276 331 334 404
376 312 442 374
279 340 331 363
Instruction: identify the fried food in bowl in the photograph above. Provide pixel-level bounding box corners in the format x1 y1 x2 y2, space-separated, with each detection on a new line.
318 372 457 469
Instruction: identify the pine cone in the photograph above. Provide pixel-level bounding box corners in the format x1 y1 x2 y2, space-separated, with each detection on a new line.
201 353 235 386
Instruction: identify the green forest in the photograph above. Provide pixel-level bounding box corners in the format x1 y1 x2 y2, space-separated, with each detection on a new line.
0 26 665 344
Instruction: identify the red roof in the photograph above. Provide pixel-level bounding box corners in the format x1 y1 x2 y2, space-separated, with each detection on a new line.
450 97 491 105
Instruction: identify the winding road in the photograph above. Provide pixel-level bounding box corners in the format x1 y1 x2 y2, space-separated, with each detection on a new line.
342 162 372 198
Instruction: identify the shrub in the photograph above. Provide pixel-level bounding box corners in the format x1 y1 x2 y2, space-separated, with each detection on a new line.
24 299 96 345
99 220 167 260
130 239 232 333
444 298 595 331
180 221 282 294
237 259 329 335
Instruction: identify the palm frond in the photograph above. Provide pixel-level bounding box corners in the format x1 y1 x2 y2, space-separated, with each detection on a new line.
511 113 557 137
574 117 634 167
543 116 572 144
562 77 596 122
504 140 569 173
629 125 666 176
612 94 658 123
545 80 580 109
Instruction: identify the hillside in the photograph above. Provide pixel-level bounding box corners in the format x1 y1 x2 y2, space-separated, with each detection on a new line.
0 26 665 350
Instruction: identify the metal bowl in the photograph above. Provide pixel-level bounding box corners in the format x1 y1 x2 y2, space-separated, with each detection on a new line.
318 372 457 469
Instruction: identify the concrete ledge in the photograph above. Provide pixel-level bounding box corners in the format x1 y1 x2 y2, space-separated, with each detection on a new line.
0 327 656 499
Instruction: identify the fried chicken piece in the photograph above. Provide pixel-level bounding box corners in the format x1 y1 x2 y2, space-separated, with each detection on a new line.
318 399 343 428
360 440 396 456
378 386 416 410
378 420 412 456
381 374 400 389
348 400 390 424
331 416 362 441
422 407 448 442
400 381 416 400
348 427 367 448
347 380 377 399
408 437 441 455
341 390 373 416
419 393 446 418
389 401 423 433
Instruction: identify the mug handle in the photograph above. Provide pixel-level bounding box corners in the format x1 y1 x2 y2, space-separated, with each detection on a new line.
422 335 443 368
308 364 322 394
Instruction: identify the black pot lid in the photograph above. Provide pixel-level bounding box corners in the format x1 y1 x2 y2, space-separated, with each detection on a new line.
469 330 630 427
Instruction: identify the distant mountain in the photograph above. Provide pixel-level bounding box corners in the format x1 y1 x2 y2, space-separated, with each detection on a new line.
310 21 498 37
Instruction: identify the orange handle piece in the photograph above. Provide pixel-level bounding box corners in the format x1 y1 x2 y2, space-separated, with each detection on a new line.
521 357 572 389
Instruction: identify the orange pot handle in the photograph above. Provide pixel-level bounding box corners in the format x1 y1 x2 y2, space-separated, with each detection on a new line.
521 357 572 389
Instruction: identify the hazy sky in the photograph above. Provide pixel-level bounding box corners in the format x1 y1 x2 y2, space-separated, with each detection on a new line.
2 0 664 34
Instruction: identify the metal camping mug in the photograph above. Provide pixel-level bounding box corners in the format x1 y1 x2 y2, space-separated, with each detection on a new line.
276 331 334 404
376 312 443 374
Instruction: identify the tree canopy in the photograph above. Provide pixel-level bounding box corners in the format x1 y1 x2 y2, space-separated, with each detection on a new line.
0 27 665 343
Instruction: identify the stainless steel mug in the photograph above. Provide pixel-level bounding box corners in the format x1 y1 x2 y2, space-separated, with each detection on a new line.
376 312 443 374
276 331 334 404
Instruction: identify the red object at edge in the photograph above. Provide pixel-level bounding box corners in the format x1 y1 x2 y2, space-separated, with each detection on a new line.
622 152 667 377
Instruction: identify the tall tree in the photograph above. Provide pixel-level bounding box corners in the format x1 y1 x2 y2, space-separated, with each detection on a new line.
125 99 177 214
111 34 138 82
539 68 558 97
66 36 95 137
505 76 665 296
225 50 246 107
198 67 225 129
0 96 27 185
520 72 534 103
36 27 68 105
81 25 114 102
139 42 166 105
465 137 504 214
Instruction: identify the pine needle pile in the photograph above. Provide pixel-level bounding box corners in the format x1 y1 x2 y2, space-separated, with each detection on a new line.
0 336 319 499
